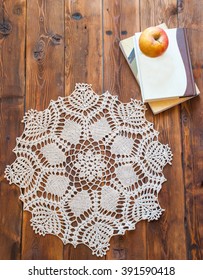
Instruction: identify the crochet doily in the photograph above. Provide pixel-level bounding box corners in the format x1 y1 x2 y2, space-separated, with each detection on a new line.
5 83 172 257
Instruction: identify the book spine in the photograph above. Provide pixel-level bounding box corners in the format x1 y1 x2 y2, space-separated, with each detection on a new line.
119 40 140 84
177 28 197 97
133 34 147 103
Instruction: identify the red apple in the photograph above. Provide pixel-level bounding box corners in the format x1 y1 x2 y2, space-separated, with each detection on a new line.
139 26 169 58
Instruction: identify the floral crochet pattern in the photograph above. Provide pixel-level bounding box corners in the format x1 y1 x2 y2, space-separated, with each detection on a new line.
5 83 173 257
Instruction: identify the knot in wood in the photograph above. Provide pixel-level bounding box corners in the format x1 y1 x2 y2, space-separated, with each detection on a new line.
106 30 113 35
0 21 12 35
13 4 23 16
51 34 62 45
33 40 45 61
177 0 184 13
165 4 178 17
71 12 83 20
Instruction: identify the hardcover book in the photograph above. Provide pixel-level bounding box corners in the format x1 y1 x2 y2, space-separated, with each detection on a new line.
134 28 197 103
119 24 200 114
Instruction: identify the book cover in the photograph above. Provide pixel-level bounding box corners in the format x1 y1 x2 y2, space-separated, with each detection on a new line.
134 28 197 103
119 33 200 114
119 23 168 85
119 27 200 114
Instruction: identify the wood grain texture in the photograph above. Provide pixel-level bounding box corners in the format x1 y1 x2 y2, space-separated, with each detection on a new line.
103 0 147 260
0 0 202 260
140 0 187 259
0 0 25 260
26 0 64 111
103 0 140 102
65 0 102 96
22 0 65 260
178 0 203 259
64 0 103 260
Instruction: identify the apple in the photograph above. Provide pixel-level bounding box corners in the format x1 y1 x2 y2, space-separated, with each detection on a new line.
139 26 169 58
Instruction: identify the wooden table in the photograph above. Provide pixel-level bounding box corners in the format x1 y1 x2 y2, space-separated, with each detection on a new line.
0 0 202 260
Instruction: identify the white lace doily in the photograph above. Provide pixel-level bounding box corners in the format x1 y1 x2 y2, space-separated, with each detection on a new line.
5 83 172 257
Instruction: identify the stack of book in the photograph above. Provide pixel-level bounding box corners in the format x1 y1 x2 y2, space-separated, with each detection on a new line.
119 23 200 114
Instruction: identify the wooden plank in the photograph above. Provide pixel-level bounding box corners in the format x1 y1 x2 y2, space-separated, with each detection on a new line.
64 0 103 259
0 0 26 259
178 0 203 259
103 0 140 101
65 0 102 96
103 0 148 260
0 0 201 261
22 0 65 259
26 0 65 111
140 0 187 259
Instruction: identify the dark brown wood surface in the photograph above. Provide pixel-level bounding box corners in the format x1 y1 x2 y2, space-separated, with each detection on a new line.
0 0 25 260
0 0 202 260
22 0 65 260
64 0 103 260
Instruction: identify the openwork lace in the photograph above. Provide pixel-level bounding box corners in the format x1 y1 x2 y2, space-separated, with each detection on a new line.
5 83 173 257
